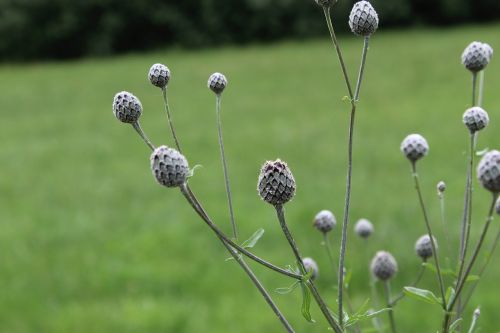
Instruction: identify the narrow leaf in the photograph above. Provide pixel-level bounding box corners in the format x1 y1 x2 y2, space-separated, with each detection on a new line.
449 318 463 332
300 283 315 323
241 228 265 249
465 275 480 283
403 287 442 306
275 281 300 295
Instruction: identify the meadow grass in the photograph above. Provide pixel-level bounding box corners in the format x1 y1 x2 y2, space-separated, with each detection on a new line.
0 23 499 332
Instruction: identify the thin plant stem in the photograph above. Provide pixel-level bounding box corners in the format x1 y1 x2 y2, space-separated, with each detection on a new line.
132 121 155 150
439 192 452 260
478 70 485 107
384 280 397 333
354 37 370 101
390 263 426 306
411 162 446 307
215 93 238 239
161 87 182 152
471 72 477 106
467 311 479 333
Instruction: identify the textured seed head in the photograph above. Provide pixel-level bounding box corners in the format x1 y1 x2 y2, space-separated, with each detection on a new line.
303 257 319 280
371 251 397 281
313 210 336 233
112 91 142 123
148 63 171 88
477 150 500 193
355 218 374 239
462 41 491 72
401 134 429 162
257 159 296 206
496 197 500 215
314 0 335 8
415 234 437 260
208 72 228 94
150 146 189 188
437 181 446 194
463 107 489 133
349 1 379 37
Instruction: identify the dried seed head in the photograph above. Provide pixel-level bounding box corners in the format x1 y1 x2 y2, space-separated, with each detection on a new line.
477 150 500 193
462 42 491 72
303 257 319 280
257 159 296 206
208 72 228 94
314 0 335 8
401 134 429 162
496 197 500 215
415 234 437 260
150 145 189 188
112 91 142 123
463 107 489 133
473 307 481 319
355 218 374 239
313 210 336 233
370 251 397 281
349 1 379 37
437 181 446 194
148 63 171 88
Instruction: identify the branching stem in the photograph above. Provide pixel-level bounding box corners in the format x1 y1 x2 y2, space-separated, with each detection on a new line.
384 280 397 333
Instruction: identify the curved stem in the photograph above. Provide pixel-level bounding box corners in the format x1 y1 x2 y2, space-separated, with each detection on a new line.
161 87 183 153
354 37 370 101
384 280 397 333
390 263 426 306
478 71 485 107
132 121 155 150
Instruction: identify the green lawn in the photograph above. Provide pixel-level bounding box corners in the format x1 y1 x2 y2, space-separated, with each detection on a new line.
0 23 499 332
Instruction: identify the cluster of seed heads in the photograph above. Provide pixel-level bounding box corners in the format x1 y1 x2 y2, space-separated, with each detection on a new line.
302 257 319 280
112 91 143 123
257 159 296 206
313 210 336 233
462 41 493 72
415 234 437 261
437 181 446 194
477 150 500 193
148 63 171 89
150 146 190 188
401 134 429 162
208 72 228 95
354 218 374 239
463 107 489 133
349 1 379 37
370 251 397 281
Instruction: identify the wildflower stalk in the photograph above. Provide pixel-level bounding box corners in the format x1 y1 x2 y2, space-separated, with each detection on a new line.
471 72 477 106
384 280 397 333
467 309 480 333
161 87 183 152
478 71 485 107
132 122 155 150
390 263 427 306
438 191 451 259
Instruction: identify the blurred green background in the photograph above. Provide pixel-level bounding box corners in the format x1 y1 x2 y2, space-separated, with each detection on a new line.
0 1 500 332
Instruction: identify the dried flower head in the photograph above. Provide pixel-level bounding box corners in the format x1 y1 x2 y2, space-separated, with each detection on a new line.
208 72 228 94
401 134 429 162
313 210 336 233
463 107 489 133
314 0 335 8
371 251 397 281
148 63 171 88
150 146 189 188
354 218 374 239
257 159 296 206
349 1 379 37
462 42 491 72
415 234 437 260
437 181 446 194
302 257 319 280
477 150 500 193
112 91 142 123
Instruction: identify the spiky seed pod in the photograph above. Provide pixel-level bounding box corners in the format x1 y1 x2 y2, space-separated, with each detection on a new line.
415 234 437 260
371 251 397 281
354 218 374 239
302 257 319 280
496 197 500 215
349 1 379 37
401 134 429 162
257 160 296 206
483 43 494 60
437 181 446 194
148 63 171 88
477 150 500 193
313 210 336 233
112 91 142 123
461 42 491 72
208 72 228 94
150 145 189 188
463 107 489 133
314 0 335 8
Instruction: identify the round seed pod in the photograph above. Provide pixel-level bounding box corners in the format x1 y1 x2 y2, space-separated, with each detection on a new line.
302 257 319 280
371 251 397 281
496 197 500 215
150 145 189 188
463 107 489 133
148 63 171 88
354 218 374 239
349 1 379 37
462 42 491 72
208 72 228 94
257 159 296 206
415 234 437 260
314 0 335 8
437 181 446 194
313 210 336 233
401 134 429 162
477 150 500 193
112 91 142 123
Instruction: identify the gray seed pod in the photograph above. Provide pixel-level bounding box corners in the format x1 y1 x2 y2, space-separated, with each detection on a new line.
477 150 500 193
302 257 319 281
496 197 500 215
415 234 437 260
112 91 142 123
401 134 429 162
437 181 446 194
349 1 379 37
257 159 296 206
314 0 335 8
371 251 397 281
462 41 491 72
150 145 189 188
354 218 374 239
313 210 336 233
208 72 228 94
148 63 171 88
463 107 489 133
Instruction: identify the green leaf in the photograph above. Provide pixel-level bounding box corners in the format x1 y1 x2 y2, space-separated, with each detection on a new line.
187 164 203 178
449 318 463 332
275 281 300 295
422 262 456 277
345 306 391 327
445 287 455 306
240 228 265 249
403 287 442 306
465 275 480 283
300 283 315 323
476 148 489 156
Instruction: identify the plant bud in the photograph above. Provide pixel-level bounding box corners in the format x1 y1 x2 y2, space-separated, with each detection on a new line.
401 134 429 162
349 1 379 37
354 218 374 239
302 257 319 280
313 210 336 233
371 251 397 281
314 0 335 8
208 72 228 94
477 150 500 193
112 91 142 123
437 181 446 194
463 107 489 133
462 41 491 72
150 145 189 188
148 63 171 88
257 159 296 206
415 234 437 260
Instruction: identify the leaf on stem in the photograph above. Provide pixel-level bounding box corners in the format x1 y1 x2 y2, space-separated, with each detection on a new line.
275 281 300 295
240 228 265 249
422 262 456 277
403 287 442 306
300 283 315 323
449 318 463 332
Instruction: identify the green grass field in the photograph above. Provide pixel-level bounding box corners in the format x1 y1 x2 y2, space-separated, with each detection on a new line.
0 23 499 332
